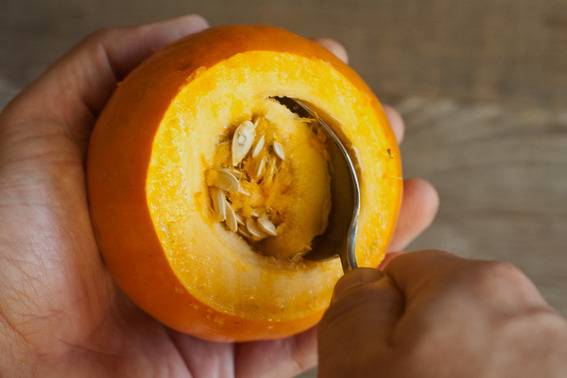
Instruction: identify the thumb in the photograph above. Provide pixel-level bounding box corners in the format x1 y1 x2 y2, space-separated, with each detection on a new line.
318 268 403 376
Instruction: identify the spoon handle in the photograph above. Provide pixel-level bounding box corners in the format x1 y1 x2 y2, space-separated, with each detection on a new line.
340 229 359 272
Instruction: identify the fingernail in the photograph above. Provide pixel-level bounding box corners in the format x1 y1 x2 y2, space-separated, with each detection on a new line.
332 268 385 302
379 252 403 270
316 38 349 63
163 14 209 35
183 14 209 31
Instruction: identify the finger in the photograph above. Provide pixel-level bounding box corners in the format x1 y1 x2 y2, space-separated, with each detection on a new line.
384 105 405 143
167 331 236 377
318 268 403 376
316 38 349 63
325 269 402 341
235 328 317 378
379 251 403 269
388 178 439 252
386 250 468 299
2 15 208 146
386 250 548 312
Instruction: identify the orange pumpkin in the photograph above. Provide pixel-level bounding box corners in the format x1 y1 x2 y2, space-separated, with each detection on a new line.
87 25 402 342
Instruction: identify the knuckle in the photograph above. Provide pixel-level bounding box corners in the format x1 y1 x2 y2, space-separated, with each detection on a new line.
82 28 115 46
462 261 529 293
322 286 377 324
414 249 456 262
387 249 451 269
527 309 567 335
500 308 567 346
321 283 401 331
398 337 439 375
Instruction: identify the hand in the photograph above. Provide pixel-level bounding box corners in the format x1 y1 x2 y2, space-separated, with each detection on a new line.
0 15 438 376
319 250 567 378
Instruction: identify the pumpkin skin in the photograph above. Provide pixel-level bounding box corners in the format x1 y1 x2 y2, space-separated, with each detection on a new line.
87 25 402 342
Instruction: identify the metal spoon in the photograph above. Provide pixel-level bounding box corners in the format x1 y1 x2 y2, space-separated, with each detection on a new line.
274 97 360 272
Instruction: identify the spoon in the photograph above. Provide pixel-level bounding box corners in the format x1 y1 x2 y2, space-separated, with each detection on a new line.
274 97 360 272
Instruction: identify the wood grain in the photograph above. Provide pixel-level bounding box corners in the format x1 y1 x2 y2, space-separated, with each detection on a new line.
398 96 567 312
1 0 567 110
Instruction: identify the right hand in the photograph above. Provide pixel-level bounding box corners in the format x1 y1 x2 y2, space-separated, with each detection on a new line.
319 250 567 378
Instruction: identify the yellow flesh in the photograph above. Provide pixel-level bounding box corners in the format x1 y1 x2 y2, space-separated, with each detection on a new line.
146 51 399 321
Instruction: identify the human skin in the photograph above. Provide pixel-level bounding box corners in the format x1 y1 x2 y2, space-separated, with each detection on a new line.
319 251 567 378
0 15 438 377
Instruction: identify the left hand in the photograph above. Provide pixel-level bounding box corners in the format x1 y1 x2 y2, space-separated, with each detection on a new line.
0 15 437 377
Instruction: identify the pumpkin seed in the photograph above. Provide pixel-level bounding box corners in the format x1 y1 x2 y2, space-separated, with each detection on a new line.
257 214 278 236
238 187 251 196
225 202 238 232
272 141 285 161
264 156 277 184
251 135 265 158
238 226 253 239
255 156 267 179
246 218 267 239
211 169 240 192
210 188 226 221
223 168 243 180
232 120 256 166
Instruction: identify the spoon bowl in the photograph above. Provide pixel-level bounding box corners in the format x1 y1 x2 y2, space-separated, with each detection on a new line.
274 97 360 272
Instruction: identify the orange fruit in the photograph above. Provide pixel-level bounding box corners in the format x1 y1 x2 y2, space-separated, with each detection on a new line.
87 25 402 341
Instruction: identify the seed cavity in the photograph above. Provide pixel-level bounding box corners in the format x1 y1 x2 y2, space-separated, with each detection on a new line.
208 115 289 245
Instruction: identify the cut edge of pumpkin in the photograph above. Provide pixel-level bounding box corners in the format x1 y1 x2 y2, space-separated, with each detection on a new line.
145 50 401 324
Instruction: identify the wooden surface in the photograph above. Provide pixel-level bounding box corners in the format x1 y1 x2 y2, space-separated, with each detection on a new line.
2 0 567 110
1 0 566 376
398 97 567 310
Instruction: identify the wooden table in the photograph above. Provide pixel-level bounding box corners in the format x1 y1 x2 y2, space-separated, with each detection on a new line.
1 1 566 375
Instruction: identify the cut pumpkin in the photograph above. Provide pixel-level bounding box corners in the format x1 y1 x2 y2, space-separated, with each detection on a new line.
87 25 402 341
